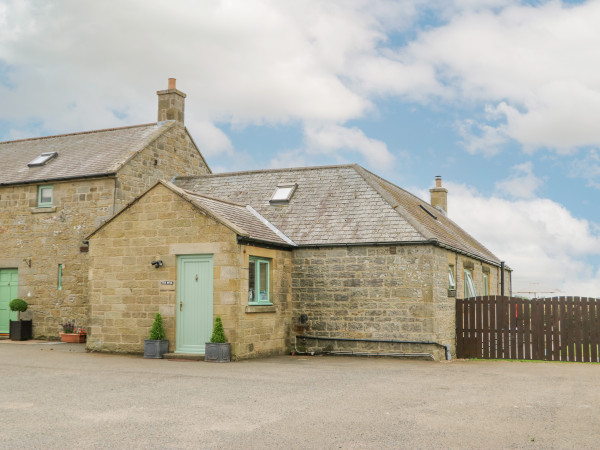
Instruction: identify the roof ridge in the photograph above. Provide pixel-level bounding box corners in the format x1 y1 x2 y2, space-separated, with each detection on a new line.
175 163 357 180
0 122 161 146
182 189 246 208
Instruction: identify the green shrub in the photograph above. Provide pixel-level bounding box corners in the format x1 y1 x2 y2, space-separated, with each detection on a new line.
210 316 227 343
149 313 166 340
9 298 28 321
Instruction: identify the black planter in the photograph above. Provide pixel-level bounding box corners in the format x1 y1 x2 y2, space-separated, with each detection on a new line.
143 339 169 358
10 320 32 341
205 342 231 362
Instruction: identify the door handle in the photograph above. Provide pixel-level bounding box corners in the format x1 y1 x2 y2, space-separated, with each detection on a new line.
180 301 183 311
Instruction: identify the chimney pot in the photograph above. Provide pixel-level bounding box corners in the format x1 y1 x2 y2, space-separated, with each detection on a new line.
168 78 176 90
435 175 442 188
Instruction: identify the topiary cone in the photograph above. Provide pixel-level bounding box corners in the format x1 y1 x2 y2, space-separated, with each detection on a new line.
210 316 227 343
149 312 166 340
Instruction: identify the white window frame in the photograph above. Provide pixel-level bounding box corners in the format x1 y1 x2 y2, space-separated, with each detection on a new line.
270 184 297 203
482 273 489 296
448 265 456 290
249 257 271 305
464 269 477 298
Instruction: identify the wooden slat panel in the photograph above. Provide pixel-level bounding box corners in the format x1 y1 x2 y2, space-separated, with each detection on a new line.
482 295 490 359
551 297 560 361
456 298 463 358
476 296 484 358
566 296 574 362
502 296 510 360
589 298 600 362
509 297 517 359
467 298 476 358
582 297 590 363
572 297 583 362
523 298 531 360
544 297 553 361
490 295 497 359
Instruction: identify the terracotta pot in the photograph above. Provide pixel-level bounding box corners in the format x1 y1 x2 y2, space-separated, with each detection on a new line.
60 332 86 343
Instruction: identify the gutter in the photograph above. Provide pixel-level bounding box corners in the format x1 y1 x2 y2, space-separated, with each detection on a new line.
1 172 117 187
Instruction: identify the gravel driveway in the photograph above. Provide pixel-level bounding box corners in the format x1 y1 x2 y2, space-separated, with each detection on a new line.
1 340 599 449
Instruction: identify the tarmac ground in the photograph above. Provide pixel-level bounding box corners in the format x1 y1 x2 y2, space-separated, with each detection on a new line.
1 339 599 449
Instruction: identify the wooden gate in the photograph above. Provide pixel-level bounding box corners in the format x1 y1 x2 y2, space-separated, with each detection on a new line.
456 296 600 362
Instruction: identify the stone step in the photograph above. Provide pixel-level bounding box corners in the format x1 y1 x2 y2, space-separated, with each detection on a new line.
163 352 205 361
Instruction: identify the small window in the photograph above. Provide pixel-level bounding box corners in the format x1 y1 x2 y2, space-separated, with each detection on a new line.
270 184 297 203
448 265 456 290
38 185 53 207
464 269 477 298
58 264 63 291
249 257 271 304
482 273 489 296
28 152 58 167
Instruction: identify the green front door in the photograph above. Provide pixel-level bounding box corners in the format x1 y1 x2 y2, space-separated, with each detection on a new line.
176 255 213 354
0 269 19 334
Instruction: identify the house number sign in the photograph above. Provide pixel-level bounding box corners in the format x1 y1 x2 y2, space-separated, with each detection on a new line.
159 280 175 292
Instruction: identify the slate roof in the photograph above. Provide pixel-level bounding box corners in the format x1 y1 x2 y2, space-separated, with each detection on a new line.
87 181 294 248
0 122 177 185
175 164 501 265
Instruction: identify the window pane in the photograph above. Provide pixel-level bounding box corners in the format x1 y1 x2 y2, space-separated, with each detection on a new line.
248 260 256 302
448 266 456 289
483 274 489 296
40 187 52 204
271 187 293 201
259 261 268 301
464 270 477 298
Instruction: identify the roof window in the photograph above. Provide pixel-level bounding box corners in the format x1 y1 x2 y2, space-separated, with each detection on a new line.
270 183 297 203
28 152 58 167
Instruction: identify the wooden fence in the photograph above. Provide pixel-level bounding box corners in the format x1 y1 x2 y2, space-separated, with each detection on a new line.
456 296 600 362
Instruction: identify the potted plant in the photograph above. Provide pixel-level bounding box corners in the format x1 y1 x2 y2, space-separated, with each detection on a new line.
144 312 169 358
205 316 230 362
9 298 32 341
60 321 87 343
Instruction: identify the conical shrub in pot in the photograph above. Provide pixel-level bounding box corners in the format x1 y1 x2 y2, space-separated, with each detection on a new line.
205 316 230 362
144 312 169 358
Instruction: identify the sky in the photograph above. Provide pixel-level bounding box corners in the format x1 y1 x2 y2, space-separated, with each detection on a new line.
1 0 599 297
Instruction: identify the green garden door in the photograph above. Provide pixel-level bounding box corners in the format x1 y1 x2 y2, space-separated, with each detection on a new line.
176 255 213 354
0 269 19 334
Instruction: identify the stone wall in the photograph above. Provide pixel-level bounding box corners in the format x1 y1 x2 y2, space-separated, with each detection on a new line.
0 122 210 338
290 244 510 360
113 122 210 212
0 178 116 337
88 183 292 359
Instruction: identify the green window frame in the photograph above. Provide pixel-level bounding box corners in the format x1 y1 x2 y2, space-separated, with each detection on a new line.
249 257 271 305
38 185 53 207
58 264 63 291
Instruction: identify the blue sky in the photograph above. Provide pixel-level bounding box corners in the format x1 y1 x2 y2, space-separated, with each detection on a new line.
1 0 600 296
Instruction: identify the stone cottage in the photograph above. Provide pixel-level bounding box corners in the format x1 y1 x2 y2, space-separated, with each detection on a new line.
86 163 511 360
0 79 210 337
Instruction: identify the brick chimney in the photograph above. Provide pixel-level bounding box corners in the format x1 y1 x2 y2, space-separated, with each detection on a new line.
429 175 448 215
157 78 186 124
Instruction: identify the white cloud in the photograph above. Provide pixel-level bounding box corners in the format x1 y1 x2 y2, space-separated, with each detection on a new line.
392 1 600 154
494 162 543 199
445 181 600 297
570 149 600 189
304 123 395 170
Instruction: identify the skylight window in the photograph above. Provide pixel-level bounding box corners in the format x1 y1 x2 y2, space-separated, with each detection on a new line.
270 183 297 203
28 152 58 167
